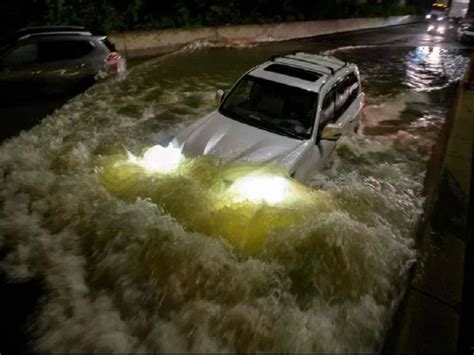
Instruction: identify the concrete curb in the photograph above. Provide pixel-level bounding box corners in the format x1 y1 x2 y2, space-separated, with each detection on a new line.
109 15 420 58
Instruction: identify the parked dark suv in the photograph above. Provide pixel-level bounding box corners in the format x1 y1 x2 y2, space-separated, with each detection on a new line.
0 26 125 99
457 21 474 44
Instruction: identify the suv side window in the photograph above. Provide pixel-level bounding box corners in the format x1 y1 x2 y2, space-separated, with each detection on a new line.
335 72 359 119
346 73 360 107
320 88 336 126
38 40 95 63
1 43 38 67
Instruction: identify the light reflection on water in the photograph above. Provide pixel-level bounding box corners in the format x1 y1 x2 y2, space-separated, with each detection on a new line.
405 46 468 92
332 45 468 152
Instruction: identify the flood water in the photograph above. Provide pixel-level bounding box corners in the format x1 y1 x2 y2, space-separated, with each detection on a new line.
0 24 471 352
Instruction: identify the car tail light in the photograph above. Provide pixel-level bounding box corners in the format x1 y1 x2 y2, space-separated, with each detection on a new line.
105 52 122 74
106 52 121 65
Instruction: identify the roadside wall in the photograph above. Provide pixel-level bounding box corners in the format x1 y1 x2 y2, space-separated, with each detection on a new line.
109 15 419 58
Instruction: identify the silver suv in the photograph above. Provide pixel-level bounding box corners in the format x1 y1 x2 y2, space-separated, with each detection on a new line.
0 26 125 98
173 52 364 185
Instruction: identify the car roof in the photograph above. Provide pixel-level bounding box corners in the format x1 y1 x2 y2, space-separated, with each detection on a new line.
14 26 102 41
248 52 354 93
16 26 88 35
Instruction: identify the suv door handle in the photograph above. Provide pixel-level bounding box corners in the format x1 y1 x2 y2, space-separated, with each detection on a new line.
31 70 42 75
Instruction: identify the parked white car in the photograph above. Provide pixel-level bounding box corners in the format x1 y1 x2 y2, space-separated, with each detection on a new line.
172 52 364 185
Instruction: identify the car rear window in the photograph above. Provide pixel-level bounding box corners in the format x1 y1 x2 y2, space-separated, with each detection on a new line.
102 38 116 52
264 64 322 82
38 40 95 62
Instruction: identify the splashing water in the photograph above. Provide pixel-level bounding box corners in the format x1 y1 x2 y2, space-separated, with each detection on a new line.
0 41 460 352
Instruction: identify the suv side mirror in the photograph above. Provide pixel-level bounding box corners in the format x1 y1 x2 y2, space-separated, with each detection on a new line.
215 89 225 104
320 124 342 141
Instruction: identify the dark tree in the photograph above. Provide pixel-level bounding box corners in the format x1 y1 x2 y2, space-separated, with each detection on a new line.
0 0 431 34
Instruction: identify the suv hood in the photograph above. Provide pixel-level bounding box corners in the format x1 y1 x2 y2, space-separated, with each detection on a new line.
174 112 310 169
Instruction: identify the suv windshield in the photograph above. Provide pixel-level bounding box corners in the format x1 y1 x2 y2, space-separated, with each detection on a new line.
219 75 317 140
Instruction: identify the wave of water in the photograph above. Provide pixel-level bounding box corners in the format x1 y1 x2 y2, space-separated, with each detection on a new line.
0 48 430 352
180 39 258 53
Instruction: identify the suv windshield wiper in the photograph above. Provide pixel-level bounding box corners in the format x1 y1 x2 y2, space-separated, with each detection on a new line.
247 114 306 139
275 128 305 139
220 107 306 140
219 108 305 139
248 113 262 121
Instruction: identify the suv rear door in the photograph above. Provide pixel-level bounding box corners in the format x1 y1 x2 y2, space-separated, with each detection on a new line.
34 39 97 94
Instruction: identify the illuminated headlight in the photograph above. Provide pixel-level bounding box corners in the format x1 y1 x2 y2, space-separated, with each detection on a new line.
229 175 293 204
426 14 431 19
428 25 435 31
437 26 446 34
131 142 183 173
437 17 444 21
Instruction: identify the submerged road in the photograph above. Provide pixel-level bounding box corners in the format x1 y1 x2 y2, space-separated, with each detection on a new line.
0 22 472 353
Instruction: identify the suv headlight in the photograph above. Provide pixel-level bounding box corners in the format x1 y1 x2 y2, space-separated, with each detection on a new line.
133 142 183 173
229 175 293 204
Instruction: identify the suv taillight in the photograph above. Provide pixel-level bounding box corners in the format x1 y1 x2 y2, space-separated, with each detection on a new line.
105 52 122 74
106 52 121 66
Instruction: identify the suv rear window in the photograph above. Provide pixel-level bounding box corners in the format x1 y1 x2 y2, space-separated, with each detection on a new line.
102 38 116 52
264 64 322 82
38 40 95 62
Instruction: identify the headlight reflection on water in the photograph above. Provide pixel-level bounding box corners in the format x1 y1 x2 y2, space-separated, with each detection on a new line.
126 143 297 206
101 150 318 251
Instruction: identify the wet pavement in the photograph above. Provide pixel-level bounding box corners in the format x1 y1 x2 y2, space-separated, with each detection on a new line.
0 22 472 353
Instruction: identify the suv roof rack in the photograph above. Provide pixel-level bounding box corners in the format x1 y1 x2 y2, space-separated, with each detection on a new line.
15 26 93 40
293 52 346 69
272 56 334 75
16 26 87 35
18 31 93 41
270 52 347 75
